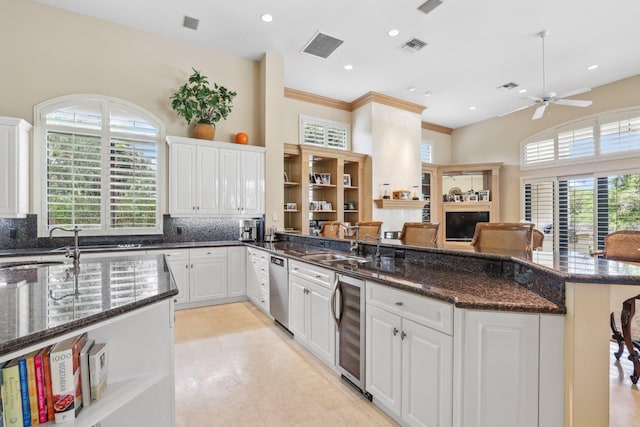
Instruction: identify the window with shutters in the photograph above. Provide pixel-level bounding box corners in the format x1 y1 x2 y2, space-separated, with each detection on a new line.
420 142 433 163
35 95 163 236
299 115 349 150
522 108 640 169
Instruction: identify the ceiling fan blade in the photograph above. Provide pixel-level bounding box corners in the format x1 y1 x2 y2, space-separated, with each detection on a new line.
527 96 543 102
532 103 548 120
556 87 591 99
498 104 532 117
553 99 593 107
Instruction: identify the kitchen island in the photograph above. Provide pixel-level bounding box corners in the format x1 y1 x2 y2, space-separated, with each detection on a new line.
0 253 177 427
254 234 640 427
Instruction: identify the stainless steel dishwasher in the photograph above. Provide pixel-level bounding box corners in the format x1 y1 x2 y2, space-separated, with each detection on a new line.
268 255 289 331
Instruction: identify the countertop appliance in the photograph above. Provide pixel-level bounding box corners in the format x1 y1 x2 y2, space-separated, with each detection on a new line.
239 219 257 241
332 274 369 398
269 255 289 330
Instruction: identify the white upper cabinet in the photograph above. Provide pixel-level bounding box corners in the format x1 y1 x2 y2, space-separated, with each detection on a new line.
0 117 32 218
166 136 264 217
219 148 264 215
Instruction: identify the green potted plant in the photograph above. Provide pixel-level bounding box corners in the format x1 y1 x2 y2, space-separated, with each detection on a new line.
170 68 237 140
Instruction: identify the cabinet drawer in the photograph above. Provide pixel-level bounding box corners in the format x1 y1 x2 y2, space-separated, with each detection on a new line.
289 260 335 289
190 247 226 258
366 281 453 335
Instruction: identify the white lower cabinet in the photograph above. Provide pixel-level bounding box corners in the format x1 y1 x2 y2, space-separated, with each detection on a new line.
246 247 270 314
153 247 246 309
366 282 453 427
289 260 336 367
454 309 543 427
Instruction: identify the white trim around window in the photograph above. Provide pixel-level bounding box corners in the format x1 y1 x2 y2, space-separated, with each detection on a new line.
33 94 165 237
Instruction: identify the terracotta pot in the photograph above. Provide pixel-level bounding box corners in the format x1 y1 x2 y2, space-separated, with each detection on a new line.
194 122 215 140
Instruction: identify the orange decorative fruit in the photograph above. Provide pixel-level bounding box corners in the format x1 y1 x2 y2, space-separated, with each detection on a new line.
235 132 249 144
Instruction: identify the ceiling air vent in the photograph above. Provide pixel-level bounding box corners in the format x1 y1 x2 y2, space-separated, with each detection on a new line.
399 38 427 53
183 15 199 31
497 82 519 91
417 0 443 15
301 31 344 59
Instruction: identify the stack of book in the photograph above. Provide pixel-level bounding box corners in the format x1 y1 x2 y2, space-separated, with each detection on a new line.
0 334 108 426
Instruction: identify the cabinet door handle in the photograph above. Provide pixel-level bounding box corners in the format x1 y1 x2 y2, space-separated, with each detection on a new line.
395 301 403 306
197 206 200 210
315 274 322 278
393 327 399 336
191 264 194 268
185 264 188 269
401 331 407 340
206 252 212 255
192 206 196 210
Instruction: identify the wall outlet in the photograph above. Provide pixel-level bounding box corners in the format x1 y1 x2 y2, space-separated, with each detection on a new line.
176 226 183 235
272 212 277 221
9 228 17 239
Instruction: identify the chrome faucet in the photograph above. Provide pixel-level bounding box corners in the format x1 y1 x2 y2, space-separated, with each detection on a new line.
49 226 82 264
333 222 360 254
363 234 382 259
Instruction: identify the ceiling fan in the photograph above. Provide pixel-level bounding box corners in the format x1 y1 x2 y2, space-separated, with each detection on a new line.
501 30 593 120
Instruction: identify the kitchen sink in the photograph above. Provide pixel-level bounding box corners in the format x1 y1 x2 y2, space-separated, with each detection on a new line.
301 253 351 262
301 252 370 265
0 261 66 271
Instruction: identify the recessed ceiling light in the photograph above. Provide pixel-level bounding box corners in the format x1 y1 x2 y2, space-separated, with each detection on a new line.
260 13 273 23
587 64 599 71
407 86 416 92
424 91 432 97
518 88 527 94
469 106 477 111
388 29 400 37
344 64 353 70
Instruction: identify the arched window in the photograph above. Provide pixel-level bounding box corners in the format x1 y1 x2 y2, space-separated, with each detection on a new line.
34 95 164 236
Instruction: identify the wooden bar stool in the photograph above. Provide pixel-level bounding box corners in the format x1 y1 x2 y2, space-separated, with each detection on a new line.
399 222 439 247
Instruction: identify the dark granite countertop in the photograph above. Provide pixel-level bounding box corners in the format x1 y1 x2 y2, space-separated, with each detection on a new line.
0 240 245 258
0 254 177 356
249 241 565 314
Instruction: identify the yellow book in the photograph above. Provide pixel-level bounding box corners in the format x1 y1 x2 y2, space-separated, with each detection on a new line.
1 358 24 427
24 350 40 425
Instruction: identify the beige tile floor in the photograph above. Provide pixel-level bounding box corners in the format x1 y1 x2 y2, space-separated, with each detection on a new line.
174 302 398 427
175 302 640 427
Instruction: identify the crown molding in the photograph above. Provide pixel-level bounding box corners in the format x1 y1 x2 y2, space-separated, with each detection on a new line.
422 121 453 135
351 91 426 114
283 88 352 111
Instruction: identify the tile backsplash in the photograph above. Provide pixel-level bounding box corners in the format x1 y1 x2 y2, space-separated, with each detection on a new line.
0 215 255 250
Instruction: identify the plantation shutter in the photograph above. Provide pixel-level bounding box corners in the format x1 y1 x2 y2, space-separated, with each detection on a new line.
557 177 594 254
595 173 640 250
46 131 103 229
524 138 555 165
421 143 432 163
557 127 595 160
524 180 555 250
41 97 161 235
600 115 640 155
300 116 349 150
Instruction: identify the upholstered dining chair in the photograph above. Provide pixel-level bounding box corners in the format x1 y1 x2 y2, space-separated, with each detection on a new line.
399 222 439 247
470 222 535 253
355 221 383 238
318 222 340 238
594 230 640 384
532 229 544 250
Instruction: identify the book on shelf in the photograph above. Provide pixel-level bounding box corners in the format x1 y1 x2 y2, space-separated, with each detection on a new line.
33 348 47 424
23 350 39 425
88 343 108 402
50 332 87 423
16 356 30 426
2 358 24 427
40 346 54 422
79 340 94 410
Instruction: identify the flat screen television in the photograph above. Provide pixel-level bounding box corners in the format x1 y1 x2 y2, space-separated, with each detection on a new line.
445 211 490 242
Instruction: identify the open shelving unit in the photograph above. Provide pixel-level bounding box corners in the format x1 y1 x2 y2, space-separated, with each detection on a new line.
283 144 370 235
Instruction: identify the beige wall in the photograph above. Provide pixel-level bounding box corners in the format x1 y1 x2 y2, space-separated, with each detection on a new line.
451 74 640 222
2 0 262 214
422 128 452 165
